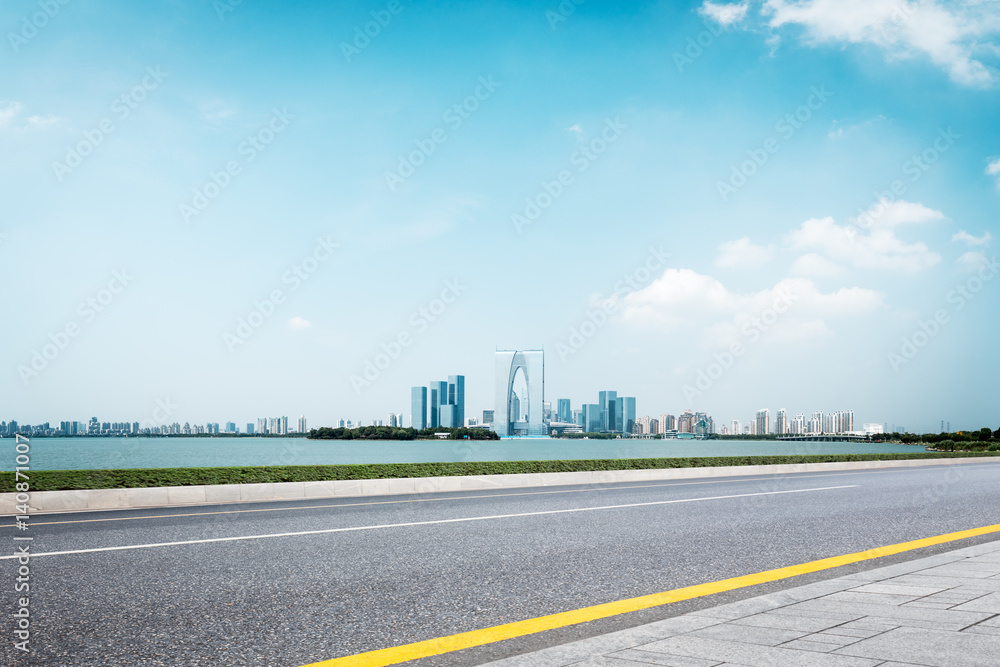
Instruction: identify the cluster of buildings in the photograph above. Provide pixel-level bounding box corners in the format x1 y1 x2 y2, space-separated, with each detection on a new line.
410 375 466 429
1 416 309 437
723 409 867 436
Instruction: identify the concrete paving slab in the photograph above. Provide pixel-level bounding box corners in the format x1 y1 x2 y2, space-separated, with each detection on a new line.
689 624 808 646
834 626 1000 666
605 649 724 666
950 592 1000 613
639 635 881 666
729 612 846 633
846 583 947 597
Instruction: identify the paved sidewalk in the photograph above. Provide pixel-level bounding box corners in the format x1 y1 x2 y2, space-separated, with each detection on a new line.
485 540 1000 667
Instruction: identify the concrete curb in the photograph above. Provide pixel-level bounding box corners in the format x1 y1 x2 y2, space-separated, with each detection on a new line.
2 457 993 515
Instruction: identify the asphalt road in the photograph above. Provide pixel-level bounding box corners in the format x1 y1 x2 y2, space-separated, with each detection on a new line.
5 460 1000 667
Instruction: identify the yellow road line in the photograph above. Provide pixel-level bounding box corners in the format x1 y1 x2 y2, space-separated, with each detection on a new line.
7 461 990 527
302 522 1000 667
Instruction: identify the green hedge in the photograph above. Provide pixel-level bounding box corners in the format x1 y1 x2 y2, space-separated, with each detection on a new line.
3 451 1000 492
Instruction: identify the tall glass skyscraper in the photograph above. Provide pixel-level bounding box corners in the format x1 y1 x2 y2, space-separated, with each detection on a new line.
410 386 427 429
494 349 544 436
447 375 465 427
556 398 571 423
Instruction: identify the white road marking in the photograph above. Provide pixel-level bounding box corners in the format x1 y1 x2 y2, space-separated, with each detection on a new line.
0 485 857 559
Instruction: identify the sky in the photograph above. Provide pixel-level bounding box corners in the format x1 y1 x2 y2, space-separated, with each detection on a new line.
1 0 998 434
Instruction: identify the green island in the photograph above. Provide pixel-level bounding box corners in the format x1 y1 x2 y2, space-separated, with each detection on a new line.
5 451 1000 493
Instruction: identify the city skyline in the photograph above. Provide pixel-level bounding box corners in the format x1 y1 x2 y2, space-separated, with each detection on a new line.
3 0 998 435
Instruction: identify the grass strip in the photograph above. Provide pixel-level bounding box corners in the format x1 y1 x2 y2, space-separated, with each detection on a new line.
3 452 1000 492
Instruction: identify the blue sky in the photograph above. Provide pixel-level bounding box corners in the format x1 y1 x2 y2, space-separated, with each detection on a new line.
2 0 998 433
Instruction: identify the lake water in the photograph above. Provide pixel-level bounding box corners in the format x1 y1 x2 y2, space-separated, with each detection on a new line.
0 437 928 471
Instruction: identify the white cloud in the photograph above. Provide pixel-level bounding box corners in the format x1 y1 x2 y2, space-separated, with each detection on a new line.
762 0 998 86
790 252 845 278
987 157 1000 187
26 115 58 128
566 123 584 137
849 199 946 230
828 114 887 139
619 268 883 346
714 236 774 268
0 102 23 126
699 1 750 26
952 230 992 246
786 213 941 272
957 250 988 272
288 316 311 329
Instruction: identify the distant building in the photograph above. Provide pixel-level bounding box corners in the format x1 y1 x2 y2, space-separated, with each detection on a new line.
556 399 571 423
620 397 636 434
863 423 884 435
411 387 428 430
495 349 545 436
482 409 494 426
755 409 769 436
775 409 787 435
297 416 307 433
246 423 254 434
582 404 602 432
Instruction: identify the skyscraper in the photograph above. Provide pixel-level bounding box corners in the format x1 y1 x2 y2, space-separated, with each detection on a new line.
410 386 428 430
583 404 602 432
494 349 544 436
429 380 446 428
755 409 769 437
447 374 465 427
556 398 571 423
775 409 787 435
598 391 617 432
620 397 636 434
296 416 307 433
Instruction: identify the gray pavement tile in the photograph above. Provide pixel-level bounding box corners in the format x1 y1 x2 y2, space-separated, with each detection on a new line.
639 635 882 666
775 639 840 653
847 583 947 597
800 632 859 646
689 624 808 647
765 607 862 623
951 592 1000 613
835 620 899 633
824 591 923 606
901 601 954 609
965 552 1000 564
962 624 1000 636
818 627 884 639
606 648 724 667
915 562 1000 579
780 598 991 630
891 574 1000 592
687 597 788 621
834 626 1000 666
729 612 845 633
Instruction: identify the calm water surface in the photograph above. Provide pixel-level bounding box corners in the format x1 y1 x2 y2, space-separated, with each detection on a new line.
1 437 927 471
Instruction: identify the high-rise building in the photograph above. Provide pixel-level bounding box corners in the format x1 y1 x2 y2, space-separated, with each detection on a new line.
620 397 636 434
775 409 787 435
297 416 307 433
660 414 675 431
556 399 571 423
482 409 494 426
731 419 741 435
411 386 428 430
440 404 458 428
429 380 446 427
641 415 651 434
598 391 617 432
582 404 602 432
649 418 659 435
494 349 544 436
755 409 769 437
246 423 254 434
678 410 695 433
447 375 465 427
